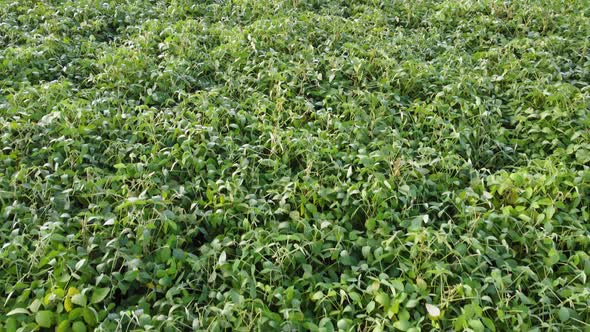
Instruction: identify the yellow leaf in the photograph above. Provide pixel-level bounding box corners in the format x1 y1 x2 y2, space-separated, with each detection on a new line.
43 293 52 306
67 287 80 296
64 297 73 312
65 287 80 312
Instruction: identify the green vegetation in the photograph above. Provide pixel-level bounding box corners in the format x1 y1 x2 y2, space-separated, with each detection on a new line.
1 0 589 330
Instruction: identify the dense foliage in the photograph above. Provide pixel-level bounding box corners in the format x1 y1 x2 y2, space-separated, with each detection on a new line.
1 0 589 331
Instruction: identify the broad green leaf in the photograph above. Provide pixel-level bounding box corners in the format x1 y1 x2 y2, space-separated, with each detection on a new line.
311 291 324 301
366 300 376 313
7 308 30 316
71 293 87 307
393 319 410 331
558 307 570 322
29 299 42 313
75 259 87 271
468 319 484 332
56 320 70 332
6 317 17 332
405 299 419 308
83 308 98 326
375 292 390 308
35 311 54 328
72 321 87 332
90 288 110 304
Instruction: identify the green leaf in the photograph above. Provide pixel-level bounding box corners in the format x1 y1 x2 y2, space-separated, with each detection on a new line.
75 259 87 271
393 319 410 331
7 308 30 316
311 291 324 301
90 287 110 304
375 292 390 308
468 319 484 332
365 218 376 231
29 299 42 313
72 321 87 332
138 314 153 327
68 308 84 321
71 293 87 307
5 317 17 332
405 299 419 308
366 300 376 313
56 320 71 332
575 149 590 163
83 308 98 327
546 248 560 266
558 307 570 322
35 310 54 328
482 317 496 332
